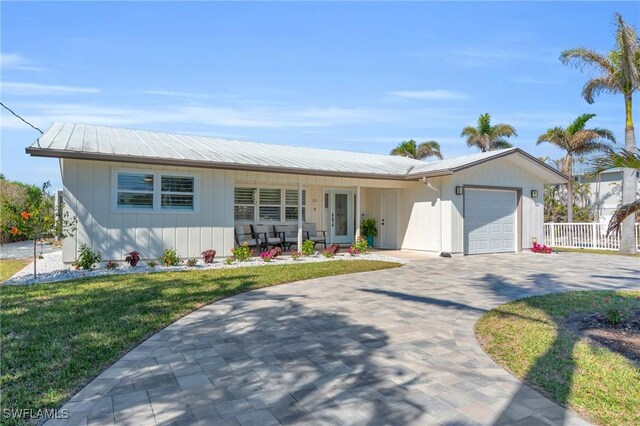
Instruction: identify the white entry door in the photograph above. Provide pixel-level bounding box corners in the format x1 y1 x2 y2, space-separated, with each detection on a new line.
464 189 517 255
324 190 354 244
380 192 399 249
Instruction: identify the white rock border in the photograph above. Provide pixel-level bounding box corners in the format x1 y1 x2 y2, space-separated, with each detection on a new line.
3 251 407 286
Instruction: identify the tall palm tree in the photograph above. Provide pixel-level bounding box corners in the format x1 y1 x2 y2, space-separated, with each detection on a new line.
560 13 639 253
537 113 615 223
592 148 640 236
390 139 443 160
460 113 517 152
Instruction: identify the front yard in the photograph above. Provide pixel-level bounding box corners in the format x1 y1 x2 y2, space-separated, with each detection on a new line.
0 259 30 282
476 290 640 426
0 260 400 423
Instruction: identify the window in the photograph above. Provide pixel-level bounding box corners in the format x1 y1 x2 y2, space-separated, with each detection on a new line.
161 176 194 210
113 170 197 212
117 173 154 210
234 187 306 222
234 187 255 221
285 189 306 222
259 188 281 221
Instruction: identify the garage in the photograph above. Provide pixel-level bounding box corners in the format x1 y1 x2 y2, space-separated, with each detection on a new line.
464 188 517 255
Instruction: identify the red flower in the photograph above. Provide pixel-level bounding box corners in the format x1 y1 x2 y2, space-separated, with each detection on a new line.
10 227 19 235
21 211 31 219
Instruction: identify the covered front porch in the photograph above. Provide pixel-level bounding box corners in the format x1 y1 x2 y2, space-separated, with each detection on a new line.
233 170 411 250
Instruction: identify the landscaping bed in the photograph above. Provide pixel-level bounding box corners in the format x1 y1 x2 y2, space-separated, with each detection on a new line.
0 260 400 424
4 250 406 286
476 290 640 426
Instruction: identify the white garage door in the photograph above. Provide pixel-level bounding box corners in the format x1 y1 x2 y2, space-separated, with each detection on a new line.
464 189 516 255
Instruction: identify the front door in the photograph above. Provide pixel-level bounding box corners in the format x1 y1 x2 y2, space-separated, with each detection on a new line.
324 189 354 244
381 192 399 249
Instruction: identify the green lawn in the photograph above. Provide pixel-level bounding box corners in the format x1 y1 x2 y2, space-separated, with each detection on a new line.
0 259 30 282
476 290 640 426
552 247 640 257
0 260 400 422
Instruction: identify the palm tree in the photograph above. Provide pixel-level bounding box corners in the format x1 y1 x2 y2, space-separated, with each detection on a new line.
592 148 640 236
537 113 615 223
560 13 639 253
460 113 517 152
390 139 443 160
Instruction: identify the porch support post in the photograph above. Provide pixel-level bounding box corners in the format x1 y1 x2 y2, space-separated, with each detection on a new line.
297 182 303 250
355 185 361 241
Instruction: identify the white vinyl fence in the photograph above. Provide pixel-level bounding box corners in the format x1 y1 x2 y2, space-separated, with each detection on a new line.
543 222 640 251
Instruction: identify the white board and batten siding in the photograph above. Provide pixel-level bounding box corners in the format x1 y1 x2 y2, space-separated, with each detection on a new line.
446 156 545 254
61 159 235 263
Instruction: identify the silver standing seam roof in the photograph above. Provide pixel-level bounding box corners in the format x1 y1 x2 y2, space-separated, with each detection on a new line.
26 122 567 182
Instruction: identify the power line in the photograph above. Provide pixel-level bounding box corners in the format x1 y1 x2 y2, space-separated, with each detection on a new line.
0 101 44 134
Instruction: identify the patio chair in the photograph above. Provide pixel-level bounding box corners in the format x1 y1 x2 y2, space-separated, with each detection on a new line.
303 223 327 248
251 224 283 250
273 224 299 251
234 225 261 250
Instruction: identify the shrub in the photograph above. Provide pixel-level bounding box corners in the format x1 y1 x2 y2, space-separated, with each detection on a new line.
146 260 157 268
186 258 198 267
531 242 553 254
327 243 341 255
232 243 252 261
125 251 140 267
75 244 102 270
161 248 180 266
347 247 359 256
301 240 315 256
322 249 335 258
290 251 302 260
269 246 282 258
260 251 274 262
224 257 235 265
354 237 369 253
598 297 628 325
360 218 378 238
201 249 216 264
105 260 118 270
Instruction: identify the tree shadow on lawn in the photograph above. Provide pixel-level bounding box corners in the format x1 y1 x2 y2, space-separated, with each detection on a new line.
478 272 639 425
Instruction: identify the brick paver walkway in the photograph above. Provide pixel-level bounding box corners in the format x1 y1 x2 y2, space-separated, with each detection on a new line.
50 253 639 425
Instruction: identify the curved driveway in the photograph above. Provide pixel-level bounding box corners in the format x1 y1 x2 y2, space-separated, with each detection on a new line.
51 253 639 426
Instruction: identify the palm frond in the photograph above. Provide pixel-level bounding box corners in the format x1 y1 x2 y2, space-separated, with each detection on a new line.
491 123 518 138
536 127 567 148
417 141 443 160
492 140 514 150
606 199 640 236
566 113 596 135
560 47 614 73
590 127 617 143
614 13 640 91
591 148 640 175
581 76 619 103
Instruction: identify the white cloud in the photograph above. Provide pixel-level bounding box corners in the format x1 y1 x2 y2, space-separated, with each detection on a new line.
390 89 469 100
0 102 403 130
140 90 213 100
0 53 43 71
2 82 101 96
509 76 564 85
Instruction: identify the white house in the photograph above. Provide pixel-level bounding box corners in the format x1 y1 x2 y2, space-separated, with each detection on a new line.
26 123 566 262
585 168 640 224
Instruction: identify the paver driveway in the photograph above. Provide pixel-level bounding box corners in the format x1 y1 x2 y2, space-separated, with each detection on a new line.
52 253 639 426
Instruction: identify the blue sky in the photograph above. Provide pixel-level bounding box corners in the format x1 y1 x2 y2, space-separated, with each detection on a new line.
1 1 638 189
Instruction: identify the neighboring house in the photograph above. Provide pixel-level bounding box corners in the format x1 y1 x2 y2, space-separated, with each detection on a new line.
26 123 566 262
583 168 640 224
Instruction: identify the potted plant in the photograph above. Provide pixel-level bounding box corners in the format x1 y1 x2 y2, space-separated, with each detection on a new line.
360 218 378 247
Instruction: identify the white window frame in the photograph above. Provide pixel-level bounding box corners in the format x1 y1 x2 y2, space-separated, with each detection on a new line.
234 185 306 223
111 168 199 214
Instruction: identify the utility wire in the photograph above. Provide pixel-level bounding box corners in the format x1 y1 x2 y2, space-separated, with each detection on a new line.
0 101 44 134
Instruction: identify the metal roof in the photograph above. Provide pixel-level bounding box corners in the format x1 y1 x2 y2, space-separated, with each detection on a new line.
26 122 567 182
